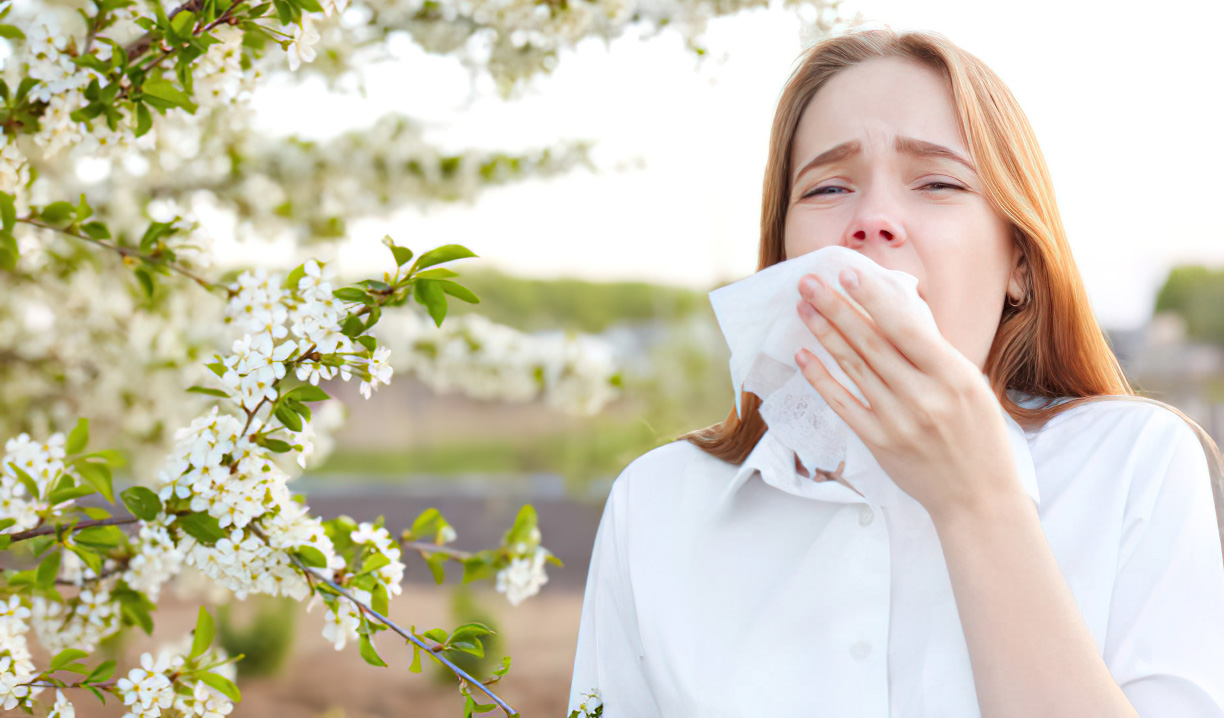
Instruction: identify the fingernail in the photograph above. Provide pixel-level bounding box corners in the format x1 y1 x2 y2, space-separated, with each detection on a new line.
802 276 823 298
794 349 809 367
840 268 858 289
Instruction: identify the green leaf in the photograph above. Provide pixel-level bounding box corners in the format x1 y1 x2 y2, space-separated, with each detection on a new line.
8 462 41 499
74 461 113 503
114 587 156 635
409 244 478 273
358 633 388 667
358 552 390 575
0 231 17 271
141 76 198 113
462 555 494 583
413 279 447 327
198 672 241 701
86 659 116 684
422 628 449 644
339 315 364 338
449 639 483 658
371 583 389 616
409 508 442 538
274 405 302 432
48 483 96 505
437 280 480 304
283 385 330 403
0 24 26 40
66 418 89 454
388 242 413 267
37 550 61 588
504 504 538 547
170 8 195 35
39 201 77 227
259 438 292 453
135 268 155 298
135 101 153 137
187 386 230 398
80 221 111 239
175 511 225 545
333 287 373 305
74 525 124 550
425 552 446 585
0 518 14 532
409 643 422 673
293 545 327 568
284 263 306 290
50 649 90 671
411 267 458 280
190 606 214 659
0 191 15 232
76 193 93 221
68 543 103 575
121 486 163 521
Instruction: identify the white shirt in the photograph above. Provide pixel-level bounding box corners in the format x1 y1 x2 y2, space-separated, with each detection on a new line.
567 392 1224 716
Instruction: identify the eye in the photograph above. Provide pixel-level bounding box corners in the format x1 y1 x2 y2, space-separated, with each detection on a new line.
802 186 846 198
801 181 966 199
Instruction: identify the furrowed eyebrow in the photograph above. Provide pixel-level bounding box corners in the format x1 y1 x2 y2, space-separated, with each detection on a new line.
792 136 977 184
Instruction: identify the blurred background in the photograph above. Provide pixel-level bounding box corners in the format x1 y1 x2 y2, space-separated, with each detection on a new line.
24 0 1223 714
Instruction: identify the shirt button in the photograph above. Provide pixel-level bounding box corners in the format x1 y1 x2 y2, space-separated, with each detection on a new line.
850 640 872 660
857 504 875 526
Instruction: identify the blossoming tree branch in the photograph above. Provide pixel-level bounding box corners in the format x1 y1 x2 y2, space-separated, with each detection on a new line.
2 236 566 716
0 0 856 713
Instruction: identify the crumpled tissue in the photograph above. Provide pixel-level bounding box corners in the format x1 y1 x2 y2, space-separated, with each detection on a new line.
708 246 938 492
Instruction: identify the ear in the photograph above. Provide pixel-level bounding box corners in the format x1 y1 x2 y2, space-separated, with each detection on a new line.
1006 230 1029 300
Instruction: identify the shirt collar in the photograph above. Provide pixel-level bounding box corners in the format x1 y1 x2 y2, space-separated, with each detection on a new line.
727 405 1041 510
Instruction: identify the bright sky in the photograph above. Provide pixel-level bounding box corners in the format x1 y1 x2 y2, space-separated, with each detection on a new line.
241 0 1224 331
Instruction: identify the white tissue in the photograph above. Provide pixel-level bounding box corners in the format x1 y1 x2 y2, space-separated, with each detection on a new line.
708 246 939 482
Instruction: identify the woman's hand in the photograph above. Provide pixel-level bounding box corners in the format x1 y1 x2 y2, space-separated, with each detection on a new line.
792 268 1023 522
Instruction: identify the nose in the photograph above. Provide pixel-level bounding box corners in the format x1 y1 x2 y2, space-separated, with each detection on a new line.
845 214 905 247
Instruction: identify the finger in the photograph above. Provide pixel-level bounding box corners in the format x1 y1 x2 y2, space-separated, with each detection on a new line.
793 344 885 449
798 274 920 396
795 296 897 418
826 268 954 382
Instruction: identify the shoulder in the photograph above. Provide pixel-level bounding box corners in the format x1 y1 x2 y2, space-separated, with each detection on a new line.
605 437 734 514
1028 394 1200 452
1033 395 1213 518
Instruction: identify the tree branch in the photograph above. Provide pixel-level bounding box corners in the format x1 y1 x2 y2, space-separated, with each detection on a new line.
17 216 226 295
7 516 139 543
292 555 519 717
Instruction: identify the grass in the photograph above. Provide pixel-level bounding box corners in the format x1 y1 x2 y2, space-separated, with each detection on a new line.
311 412 697 493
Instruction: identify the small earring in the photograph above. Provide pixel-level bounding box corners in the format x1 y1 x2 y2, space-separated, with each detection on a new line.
1007 291 1028 308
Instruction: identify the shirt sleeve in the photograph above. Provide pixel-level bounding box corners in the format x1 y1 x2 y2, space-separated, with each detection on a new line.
567 465 661 717
1103 411 1224 716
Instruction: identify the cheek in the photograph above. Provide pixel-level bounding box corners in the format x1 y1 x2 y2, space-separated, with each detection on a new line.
783 211 839 259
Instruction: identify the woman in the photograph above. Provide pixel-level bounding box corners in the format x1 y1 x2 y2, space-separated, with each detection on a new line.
567 27 1224 717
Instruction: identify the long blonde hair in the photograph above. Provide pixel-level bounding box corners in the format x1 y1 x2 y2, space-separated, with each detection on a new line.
677 27 1224 543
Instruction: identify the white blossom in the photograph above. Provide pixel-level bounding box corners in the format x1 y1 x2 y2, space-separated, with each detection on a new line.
495 546 551 606
116 652 175 717
286 16 321 71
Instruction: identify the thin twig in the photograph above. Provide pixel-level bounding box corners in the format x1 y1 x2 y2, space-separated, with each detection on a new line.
17 217 224 295
288 555 518 716
401 540 473 561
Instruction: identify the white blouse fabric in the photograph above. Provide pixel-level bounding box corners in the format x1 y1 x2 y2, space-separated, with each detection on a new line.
567 393 1224 716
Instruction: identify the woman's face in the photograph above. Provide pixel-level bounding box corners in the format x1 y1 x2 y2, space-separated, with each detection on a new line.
784 56 1025 372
